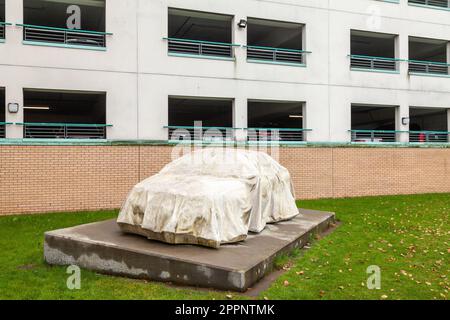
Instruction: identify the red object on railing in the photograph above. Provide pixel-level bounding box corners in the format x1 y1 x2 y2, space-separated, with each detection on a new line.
419 133 426 143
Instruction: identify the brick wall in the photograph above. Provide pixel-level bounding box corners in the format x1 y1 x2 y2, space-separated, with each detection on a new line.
0 145 449 215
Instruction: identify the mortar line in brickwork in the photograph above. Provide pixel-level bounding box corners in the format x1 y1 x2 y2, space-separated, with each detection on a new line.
331 148 335 199
138 146 141 181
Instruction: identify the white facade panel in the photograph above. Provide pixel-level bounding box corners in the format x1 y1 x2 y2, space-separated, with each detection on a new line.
0 0 449 142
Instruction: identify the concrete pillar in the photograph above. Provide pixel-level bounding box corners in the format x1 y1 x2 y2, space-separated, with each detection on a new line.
447 109 450 142
441 41 449 143
447 41 450 70
233 16 247 66
234 96 247 142
302 24 307 65
302 103 308 142
5 84 24 139
396 103 410 143
4 1 23 139
233 18 247 141
5 0 22 43
397 33 409 76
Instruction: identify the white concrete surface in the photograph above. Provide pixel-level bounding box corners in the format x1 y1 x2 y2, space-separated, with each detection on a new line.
0 0 449 142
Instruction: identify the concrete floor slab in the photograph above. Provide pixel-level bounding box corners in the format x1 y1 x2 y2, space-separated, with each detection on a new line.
44 209 336 292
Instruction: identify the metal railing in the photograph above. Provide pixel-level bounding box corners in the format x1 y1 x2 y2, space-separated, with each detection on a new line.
0 22 12 40
165 126 310 143
166 126 236 142
18 24 112 48
350 55 399 71
350 130 399 143
164 38 238 58
410 131 449 143
19 123 111 139
0 22 5 39
408 60 449 75
0 122 12 139
246 128 310 143
409 0 449 8
246 45 310 65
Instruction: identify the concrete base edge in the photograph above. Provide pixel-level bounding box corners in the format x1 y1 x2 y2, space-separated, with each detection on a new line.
44 209 336 292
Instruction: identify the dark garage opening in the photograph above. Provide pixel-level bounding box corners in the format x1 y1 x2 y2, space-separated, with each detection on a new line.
409 37 448 74
168 8 233 57
168 97 233 141
408 0 449 9
248 101 305 142
351 30 397 71
23 89 107 139
0 0 4 22
23 0 106 47
351 105 397 142
410 108 448 143
247 18 304 64
0 0 5 39
24 0 105 31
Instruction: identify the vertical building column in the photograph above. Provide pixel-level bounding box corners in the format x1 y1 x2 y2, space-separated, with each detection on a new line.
233 17 247 141
233 16 247 66
396 103 409 143
447 109 450 143
447 41 450 68
397 33 409 76
444 42 450 143
302 24 307 65
4 0 24 139
6 0 23 43
234 96 247 142
5 85 24 139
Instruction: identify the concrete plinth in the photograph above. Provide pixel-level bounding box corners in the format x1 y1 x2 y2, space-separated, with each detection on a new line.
44 209 335 292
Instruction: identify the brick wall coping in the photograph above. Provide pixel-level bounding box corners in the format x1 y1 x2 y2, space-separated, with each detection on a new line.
0 139 449 148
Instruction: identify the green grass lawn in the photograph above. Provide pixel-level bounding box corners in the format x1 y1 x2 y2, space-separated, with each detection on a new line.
0 194 448 300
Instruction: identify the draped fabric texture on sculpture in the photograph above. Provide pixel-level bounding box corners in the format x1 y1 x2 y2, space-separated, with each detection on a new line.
117 148 300 248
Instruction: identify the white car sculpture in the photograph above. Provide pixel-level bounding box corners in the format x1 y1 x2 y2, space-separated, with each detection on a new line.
117 148 299 248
